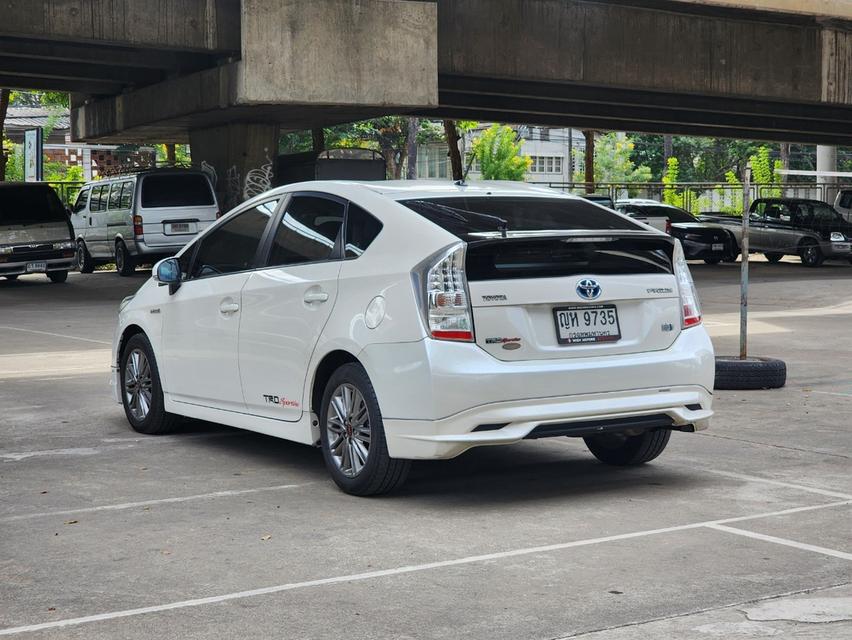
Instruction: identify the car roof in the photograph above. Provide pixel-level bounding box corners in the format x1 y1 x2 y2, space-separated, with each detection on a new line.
755 198 829 205
615 198 667 205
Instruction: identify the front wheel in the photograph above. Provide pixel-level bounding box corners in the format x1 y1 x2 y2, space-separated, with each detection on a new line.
120 333 180 435
48 270 68 283
799 240 824 267
584 429 671 466
115 241 136 276
320 363 410 496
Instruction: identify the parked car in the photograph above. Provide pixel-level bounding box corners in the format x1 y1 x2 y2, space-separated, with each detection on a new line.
703 198 852 267
112 181 714 495
616 200 738 264
582 194 615 209
836 189 852 223
71 169 219 276
0 182 76 283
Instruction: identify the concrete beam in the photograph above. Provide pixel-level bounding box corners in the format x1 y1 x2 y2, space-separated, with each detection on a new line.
671 0 852 20
0 0 240 52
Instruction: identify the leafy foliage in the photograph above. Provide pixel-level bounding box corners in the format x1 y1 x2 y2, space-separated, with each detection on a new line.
469 124 531 181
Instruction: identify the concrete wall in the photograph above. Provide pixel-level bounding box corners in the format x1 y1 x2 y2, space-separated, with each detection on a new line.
0 0 240 51
238 0 438 107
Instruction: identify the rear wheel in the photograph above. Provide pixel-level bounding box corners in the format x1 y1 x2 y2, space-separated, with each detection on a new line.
765 252 784 263
703 258 721 265
115 240 136 276
319 363 410 496
584 429 671 466
799 240 824 267
4 275 18 281
77 241 95 273
120 333 180 435
48 270 68 283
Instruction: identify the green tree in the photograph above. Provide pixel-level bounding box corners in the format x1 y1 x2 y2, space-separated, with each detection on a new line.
469 124 531 181
1 89 69 180
576 133 652 185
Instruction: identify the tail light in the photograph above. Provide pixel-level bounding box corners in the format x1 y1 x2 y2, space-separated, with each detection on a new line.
673 240 701 328
133 215 144 237
665 219 672 235
414 243 474 342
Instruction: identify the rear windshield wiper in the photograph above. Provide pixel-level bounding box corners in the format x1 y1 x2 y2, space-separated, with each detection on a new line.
408 200 509 235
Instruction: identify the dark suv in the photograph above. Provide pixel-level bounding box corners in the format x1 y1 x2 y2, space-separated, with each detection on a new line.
705 198 852 267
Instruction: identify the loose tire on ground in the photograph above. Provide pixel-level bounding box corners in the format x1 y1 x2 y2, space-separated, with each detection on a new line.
714 356 786 390
77 241 95 274
319 363 410 496
115 241 136 276
584 429 671 466
48 270 68 283
120 333 181 435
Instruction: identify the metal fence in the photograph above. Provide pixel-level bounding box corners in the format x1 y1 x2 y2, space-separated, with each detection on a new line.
47 181 86 205
531 181 852 215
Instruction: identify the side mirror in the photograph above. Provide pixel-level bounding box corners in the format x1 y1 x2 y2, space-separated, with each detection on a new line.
153 258 181 294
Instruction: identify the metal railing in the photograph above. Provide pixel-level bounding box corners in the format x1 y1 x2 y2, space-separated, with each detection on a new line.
47 181 86 205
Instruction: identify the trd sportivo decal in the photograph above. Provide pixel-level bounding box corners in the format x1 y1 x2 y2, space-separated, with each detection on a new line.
263 394 300 408
486 337 522 350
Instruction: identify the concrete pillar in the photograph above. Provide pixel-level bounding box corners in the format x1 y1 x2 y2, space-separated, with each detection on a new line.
189 123 280 212
816 144 838 204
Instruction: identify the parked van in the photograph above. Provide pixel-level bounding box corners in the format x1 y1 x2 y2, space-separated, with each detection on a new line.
0 182 76 283
835 189 852 223
71 169 219 276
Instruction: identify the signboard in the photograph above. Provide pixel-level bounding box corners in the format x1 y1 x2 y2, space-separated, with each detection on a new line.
23 128 43 182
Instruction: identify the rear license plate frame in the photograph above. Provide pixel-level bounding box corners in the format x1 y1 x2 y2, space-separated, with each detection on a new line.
26 261 47 273
553 304 622 345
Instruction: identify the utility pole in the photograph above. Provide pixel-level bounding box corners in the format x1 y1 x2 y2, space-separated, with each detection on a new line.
740 163 752 360
444 120 464 181
407 117 419 180
583 130 595 193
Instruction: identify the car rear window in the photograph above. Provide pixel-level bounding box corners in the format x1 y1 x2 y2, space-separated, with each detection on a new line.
636 205 695 223
0 185 67 225
400 197 640 238
140 174 215 208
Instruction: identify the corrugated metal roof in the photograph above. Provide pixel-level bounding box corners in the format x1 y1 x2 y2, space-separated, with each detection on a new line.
5 107 70 131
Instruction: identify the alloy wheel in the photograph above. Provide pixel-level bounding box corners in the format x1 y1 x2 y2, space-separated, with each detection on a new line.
124 348 153 421
326 383 371 478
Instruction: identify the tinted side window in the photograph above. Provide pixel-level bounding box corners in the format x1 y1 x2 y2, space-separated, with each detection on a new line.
345 204 382 258
119 181 134 209
191 205 273 278
840 192 852 209
73 189 89 214
268 196 344 267
108 183 122 210
90 185 107 212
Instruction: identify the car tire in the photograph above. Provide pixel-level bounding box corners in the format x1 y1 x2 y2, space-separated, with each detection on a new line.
799 240 824 267
765 252 784 263
120 333 181 435
48 270 68 283
319 363 410 496
77 241 95 274
584 429 671 466
115 241 136 276
703 258 721 265
714 356 787 390
4 275 19 281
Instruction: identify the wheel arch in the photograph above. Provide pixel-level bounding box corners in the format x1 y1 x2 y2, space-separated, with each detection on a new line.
310 349 362 417
117 324 147 366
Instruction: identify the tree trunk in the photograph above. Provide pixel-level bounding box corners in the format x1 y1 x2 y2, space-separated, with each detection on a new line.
165 143 176 166
0 88 10 181
583 130 596 193
779 142 790 185
443 119 463 181
311 128 326 155
663 134 674 165
406 117 419 180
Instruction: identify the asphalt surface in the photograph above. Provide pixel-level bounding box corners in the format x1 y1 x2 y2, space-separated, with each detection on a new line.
1 258 851 639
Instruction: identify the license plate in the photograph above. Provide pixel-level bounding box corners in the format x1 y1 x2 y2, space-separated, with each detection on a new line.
26 262 47 273
166 222 191 234
712 243 724 251
834 243 851 252
553 304 621 345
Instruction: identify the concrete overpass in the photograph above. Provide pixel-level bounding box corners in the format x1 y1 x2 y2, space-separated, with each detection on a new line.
2 0 851 187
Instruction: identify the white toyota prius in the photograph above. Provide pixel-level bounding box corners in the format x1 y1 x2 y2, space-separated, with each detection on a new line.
112 181 714 495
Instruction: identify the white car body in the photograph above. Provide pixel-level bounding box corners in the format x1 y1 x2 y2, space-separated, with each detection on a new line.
111 181 713 469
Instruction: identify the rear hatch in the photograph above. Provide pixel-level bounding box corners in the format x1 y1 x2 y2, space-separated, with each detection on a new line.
401 195 680 362
466 234 680 361
137 173 218 246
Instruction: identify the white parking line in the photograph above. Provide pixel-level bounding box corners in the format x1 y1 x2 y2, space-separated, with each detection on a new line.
0 483 313 523
0 499 847 636
707 523 852 561
697 468 852 500
0 326 111 345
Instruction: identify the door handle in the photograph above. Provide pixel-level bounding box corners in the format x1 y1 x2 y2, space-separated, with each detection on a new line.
303 291 329 304
219 302 240 314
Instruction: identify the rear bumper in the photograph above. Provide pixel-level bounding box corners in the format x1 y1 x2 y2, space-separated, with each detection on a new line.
360 326 715 459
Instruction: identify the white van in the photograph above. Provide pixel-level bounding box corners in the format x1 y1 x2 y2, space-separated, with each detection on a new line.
835 189 852 223
71 169 219 276
0 182 76 283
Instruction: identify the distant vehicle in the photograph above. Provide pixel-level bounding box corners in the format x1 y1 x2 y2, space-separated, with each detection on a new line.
616 200 737 264
0 182 76 283
112 181 713 495
704 198 852 267
581 194 615 209
836 189 852 222
71 169 219 276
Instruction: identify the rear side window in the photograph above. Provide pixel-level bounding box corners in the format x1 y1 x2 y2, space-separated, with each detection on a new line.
400 197 640 239
141 174 214 208
840 192 852 209
90 185 108 212
267 196 344 267
191 205 272 278
345 203 382 258
119 181 134 209
0 185 67 225
108 183 122 209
